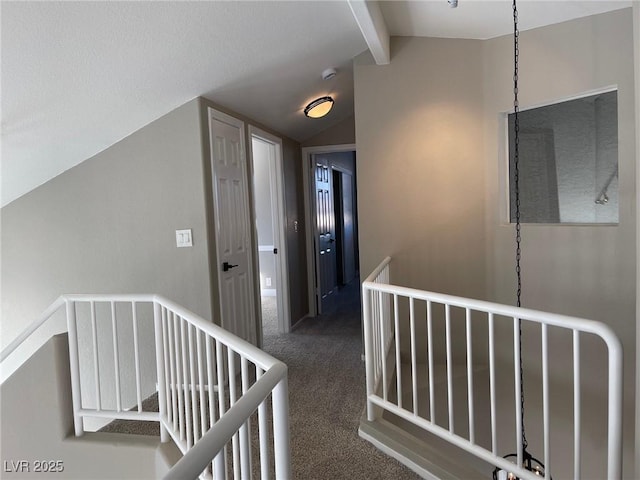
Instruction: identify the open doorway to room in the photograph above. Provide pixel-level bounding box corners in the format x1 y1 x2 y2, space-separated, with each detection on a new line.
302 144 359 317
249 126 290 340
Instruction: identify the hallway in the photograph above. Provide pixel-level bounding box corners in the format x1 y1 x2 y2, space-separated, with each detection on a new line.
262 280 419 479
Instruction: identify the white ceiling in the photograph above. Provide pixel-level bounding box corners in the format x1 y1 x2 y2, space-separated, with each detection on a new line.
0 1 631 207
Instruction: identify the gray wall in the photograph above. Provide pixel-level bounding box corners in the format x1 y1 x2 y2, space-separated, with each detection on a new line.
1 99 211 414
1 98 212 337
1 335 160 478
302 115 355 148
354 8 635 477
354 36 487 299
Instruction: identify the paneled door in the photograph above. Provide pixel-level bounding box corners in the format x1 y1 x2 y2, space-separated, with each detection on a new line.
209 108 256 345
314 157 338 313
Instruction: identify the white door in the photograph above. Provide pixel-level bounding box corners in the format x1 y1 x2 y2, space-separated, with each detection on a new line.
314 156 338 313
209 108 257 345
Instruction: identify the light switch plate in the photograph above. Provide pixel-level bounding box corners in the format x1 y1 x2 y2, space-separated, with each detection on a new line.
176 229 193 247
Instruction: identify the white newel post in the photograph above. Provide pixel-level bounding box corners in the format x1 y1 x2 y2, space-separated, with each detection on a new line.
272 375 291 480
362 283 375 422
65 299 84 436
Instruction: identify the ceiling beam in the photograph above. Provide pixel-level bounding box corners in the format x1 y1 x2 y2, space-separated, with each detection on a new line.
347 0 391 65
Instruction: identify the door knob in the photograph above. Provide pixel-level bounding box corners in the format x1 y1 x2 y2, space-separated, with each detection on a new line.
222 261 238 272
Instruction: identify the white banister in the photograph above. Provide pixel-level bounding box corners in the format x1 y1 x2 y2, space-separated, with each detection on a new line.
362 257 623 480
1 293 290 480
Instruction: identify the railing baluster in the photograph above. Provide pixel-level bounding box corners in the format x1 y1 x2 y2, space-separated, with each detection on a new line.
410 297 418 415
162 308 173 429
154 302 169 442
239 357 251 478
228 348 240 480
373 290 380 382
181 317 192 448
196 329 207 442
466 308 474 444
445 304 454 432
257 368 270 480
393 294 402 409
188 324 199 443
168 311 178 432
216 340 229 477
207 337 225 480
380 290 388 402
132 302 142 412
90 301 101 411
542 323 550 479
174 314 185 441
514 317 523 469
573 330 581 480
427 300 435 423
111 301 122 412
488 313 497 455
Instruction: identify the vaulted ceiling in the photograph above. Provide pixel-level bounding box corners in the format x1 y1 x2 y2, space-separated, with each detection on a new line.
1 1 630 207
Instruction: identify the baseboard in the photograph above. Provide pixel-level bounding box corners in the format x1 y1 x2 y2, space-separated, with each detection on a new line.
359 414 488 480
290 313 312 331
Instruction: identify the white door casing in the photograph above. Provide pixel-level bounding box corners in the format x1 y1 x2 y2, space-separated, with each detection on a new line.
208 108 257 345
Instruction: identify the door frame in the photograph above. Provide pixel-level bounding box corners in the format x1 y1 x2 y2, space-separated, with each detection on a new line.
248 126 291 337
302 143 356 317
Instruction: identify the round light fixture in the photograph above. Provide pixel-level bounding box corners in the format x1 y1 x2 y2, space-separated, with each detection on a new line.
304 96 334 119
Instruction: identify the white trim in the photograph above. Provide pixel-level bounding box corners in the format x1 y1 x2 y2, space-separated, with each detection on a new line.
347 0 390 65
248 125 291 336
500 86 620 226
258 245 276 252
261 289 277 297
302 144 357 318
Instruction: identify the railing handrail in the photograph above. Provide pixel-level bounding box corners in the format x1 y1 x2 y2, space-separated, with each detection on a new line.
363 256 391 284
2 294 280 371
362 277 622 351
164 363 288 480
0 295 66 363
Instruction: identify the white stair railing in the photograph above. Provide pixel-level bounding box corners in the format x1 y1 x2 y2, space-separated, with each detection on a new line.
1 294 290 480
362 257 623 480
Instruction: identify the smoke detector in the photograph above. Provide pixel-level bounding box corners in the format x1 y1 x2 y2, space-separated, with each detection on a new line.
322 68 337 81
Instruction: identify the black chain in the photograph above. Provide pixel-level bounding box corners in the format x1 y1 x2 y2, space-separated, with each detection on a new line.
512 0 528 452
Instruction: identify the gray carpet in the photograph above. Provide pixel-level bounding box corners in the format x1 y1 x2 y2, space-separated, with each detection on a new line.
262 281 419 479
101 281 419 479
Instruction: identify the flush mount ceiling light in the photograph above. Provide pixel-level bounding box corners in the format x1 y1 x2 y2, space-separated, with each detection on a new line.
304 96 334 119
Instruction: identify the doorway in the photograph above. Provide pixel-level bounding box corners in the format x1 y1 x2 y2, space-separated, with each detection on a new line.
249 126 290 340
302 145 359 317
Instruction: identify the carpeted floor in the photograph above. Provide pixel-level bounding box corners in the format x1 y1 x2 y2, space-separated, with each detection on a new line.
262 280 419 479
101 281 419 479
